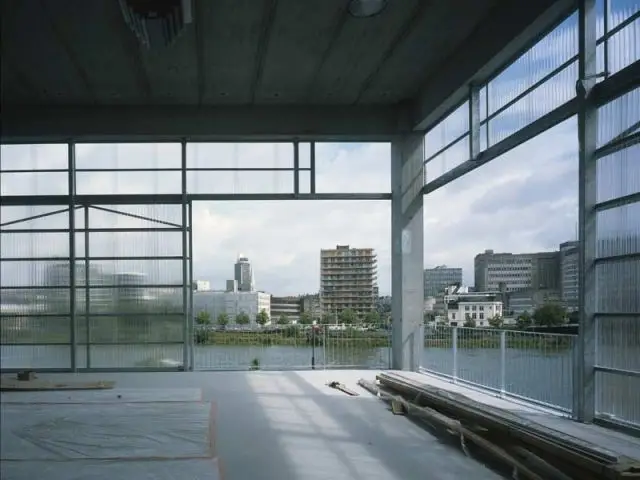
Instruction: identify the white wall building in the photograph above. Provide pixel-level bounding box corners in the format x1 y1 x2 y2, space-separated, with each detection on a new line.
192 291 271 324
443 285 502 327
446 300 503 327
194 280 211 291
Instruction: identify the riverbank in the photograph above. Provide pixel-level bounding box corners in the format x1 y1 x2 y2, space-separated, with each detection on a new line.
195 329 390 348
425 336 574 350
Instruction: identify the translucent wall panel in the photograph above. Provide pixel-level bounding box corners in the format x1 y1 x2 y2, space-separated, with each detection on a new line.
593 81 640 426
314 143 390 193
186 142 298 194
1 144 69 196
1 206 72 369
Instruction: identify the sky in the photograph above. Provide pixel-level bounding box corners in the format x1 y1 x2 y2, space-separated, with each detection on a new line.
1 3 638 297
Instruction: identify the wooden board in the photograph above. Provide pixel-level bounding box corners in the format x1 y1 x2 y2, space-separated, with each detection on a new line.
0 378 115 391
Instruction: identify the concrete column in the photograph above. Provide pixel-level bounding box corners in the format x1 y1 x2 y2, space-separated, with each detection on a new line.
391 134 424 371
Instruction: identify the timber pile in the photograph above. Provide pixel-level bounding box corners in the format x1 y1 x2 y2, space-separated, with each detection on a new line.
357 372 639 480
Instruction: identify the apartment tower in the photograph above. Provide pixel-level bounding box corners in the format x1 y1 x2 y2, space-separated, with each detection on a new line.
320 245 377 319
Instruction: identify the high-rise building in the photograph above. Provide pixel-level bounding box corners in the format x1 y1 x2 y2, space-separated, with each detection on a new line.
424 265 463 298
234 254 254 292
320 245 377 319
474 249 560 293
559 241 579 311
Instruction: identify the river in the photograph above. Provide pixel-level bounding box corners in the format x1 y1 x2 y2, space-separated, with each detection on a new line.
1 343 574 409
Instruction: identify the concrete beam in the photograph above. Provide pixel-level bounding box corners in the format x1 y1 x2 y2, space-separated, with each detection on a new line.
412 0 576 132
0 105 406 143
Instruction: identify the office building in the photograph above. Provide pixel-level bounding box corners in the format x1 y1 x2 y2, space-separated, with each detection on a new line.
234 254 254 292
270 296 302 323
192 290 271 324
474 249 560 293
559 241 579 312
320 245 377 319
424 265 463 298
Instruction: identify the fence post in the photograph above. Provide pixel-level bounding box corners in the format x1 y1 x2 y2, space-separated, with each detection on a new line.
452 327 458 383
500 330 506 398
416 323 424 371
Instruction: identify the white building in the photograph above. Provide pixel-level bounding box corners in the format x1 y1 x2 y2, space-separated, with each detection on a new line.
194 280 211 291
192 290 271 324
443 285 502 327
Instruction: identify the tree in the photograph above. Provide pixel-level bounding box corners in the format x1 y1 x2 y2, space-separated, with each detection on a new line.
463 317 476 328
516 311 532 329
195 310 211 325
255 309 269 326
236 312 250 325
364 310 381 325
533 304 566 327
339 308 357 325
320 313 334 325
277 315 290 325
299 311 313 325
217 312 229 327
488 315 503 328
423 312 436 324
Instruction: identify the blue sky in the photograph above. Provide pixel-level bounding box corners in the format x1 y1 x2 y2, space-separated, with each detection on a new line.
1 5 638 296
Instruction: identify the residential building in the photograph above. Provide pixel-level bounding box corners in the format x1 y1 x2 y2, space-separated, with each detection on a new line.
474 249 560 293
443 285 502 327
192 290 271 324
270 296 302 323
300 294 322 321
424 265 463 298
234 254 254 292
559 241 579 311
320 244 377 319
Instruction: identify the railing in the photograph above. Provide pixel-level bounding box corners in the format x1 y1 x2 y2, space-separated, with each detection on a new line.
194 323 391 371
420 326 577 413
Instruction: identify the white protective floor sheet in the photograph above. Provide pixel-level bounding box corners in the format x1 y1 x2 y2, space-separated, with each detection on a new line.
0 371 506 480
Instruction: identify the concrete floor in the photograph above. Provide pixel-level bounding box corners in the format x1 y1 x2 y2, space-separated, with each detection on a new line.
1 370 503 480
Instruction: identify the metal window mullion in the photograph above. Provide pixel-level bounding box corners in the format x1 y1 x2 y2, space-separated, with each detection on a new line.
603 0 610 77
0 207 71 228
594 192 640 212
576 0 598 423
310 142 316 194
293 141 300 195
469 84 480 160
595 129 640 159
181 140 189 371
84 205 91 369
88 205 182 228
188 201 194 371
68 142 77 372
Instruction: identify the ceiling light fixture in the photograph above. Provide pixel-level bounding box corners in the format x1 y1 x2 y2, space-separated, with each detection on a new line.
348 0 387 18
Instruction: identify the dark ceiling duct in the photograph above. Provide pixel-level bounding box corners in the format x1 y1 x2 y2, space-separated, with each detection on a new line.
119 0 193 49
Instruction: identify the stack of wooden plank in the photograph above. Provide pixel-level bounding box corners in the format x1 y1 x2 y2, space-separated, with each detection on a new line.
360 372 639 480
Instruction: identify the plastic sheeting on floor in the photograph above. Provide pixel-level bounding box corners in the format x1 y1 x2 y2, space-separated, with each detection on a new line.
0 387 202 404
1 458 222 480
1 402 213 461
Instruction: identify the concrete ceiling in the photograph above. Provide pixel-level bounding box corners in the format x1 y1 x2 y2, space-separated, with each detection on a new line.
0 0 574 141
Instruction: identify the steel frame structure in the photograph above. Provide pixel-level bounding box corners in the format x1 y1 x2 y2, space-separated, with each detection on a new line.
0 0 638 429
